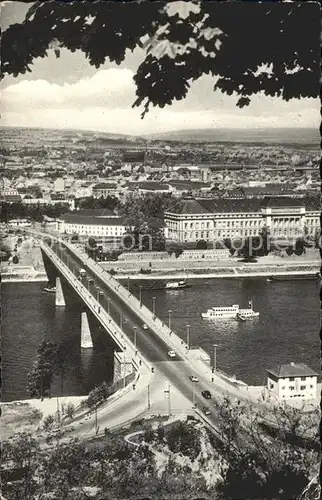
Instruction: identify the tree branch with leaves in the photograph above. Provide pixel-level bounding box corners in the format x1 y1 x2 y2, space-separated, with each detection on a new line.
1 1 319 118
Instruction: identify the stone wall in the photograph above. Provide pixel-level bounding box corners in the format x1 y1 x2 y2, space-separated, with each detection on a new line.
117 248 230 262
113 351 136 384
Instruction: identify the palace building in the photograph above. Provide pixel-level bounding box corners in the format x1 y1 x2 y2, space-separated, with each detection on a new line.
55 209 127 245
164 197 320 243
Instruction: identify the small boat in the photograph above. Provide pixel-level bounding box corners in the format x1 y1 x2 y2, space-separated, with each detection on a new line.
43 286 56 293
165 280 189 290
202 299 259 320
236 314 247 322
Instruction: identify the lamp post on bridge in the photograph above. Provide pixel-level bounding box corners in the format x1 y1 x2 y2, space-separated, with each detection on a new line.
139 285 143 308
168 310 172 330
212 343 218 374
152 297 156 320
186 324 191 349
127 276 130 291
123 348 126 388
133 326 137 353
164 382 171 417
192 381 196 409
95 405 98 435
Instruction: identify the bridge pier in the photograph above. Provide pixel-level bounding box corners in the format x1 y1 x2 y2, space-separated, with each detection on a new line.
113 351 134 384
55 277 66 307
81 311 93 349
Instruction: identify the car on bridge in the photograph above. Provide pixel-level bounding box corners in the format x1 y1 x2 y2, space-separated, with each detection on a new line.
167 350 176 358
189 375 199 383
201 390 212 399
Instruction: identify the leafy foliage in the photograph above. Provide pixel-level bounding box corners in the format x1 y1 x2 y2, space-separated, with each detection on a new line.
1 406 318 500
120 193 177 252
12 254 19 264
0 201 68 223
196 239 207 250
86 381 114 409
212 396 318 500
124 219 166 252
1 2 319 115
65 403 75 419
77 195 120 212
1 433 40 500
43 413 55 431
27 340 59 399
223 238 236 256
120 193 177 222
166 242 184 258
87 236 97 249
165 420 201 460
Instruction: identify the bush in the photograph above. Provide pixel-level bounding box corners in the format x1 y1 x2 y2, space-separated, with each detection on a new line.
196 239 207 250
86 381 113 409
65 403 75 419
88 237 97 249
166 421 201 460
157 424 165 442
43 414 55 431
12 254 19 264
143 425 155 443
166 243 183 258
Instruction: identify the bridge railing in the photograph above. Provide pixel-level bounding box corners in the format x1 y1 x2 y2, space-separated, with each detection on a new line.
56 241 254 395
63 241 191 357
41 242 151 376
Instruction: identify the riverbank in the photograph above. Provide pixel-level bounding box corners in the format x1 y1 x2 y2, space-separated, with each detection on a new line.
1 275 48 283
1 235 47 282
0 396 85 440
112 264 320 281
101 252 320 280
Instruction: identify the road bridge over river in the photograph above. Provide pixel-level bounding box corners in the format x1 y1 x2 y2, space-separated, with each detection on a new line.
33 233 272 434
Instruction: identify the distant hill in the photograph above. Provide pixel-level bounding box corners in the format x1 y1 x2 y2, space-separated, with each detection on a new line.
1 126 319 148
0 126 146 148
145 128 319 146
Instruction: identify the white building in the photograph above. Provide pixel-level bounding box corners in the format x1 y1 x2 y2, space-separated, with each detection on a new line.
53 178 65 192
92 182 118 199
8 218 32 228
266 362 318 401
55 209 127 246
164 197 320 243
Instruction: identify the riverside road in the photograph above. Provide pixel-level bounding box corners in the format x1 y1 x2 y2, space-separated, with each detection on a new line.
45 240 273 428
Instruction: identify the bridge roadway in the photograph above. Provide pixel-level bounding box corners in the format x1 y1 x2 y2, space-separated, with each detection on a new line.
45 240 266 401
24 230 314 440
51 241 183 364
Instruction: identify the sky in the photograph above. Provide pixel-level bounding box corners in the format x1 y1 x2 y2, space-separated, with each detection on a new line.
0 1 320 136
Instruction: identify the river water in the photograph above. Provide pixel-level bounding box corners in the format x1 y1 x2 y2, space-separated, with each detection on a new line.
2 278 320 401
